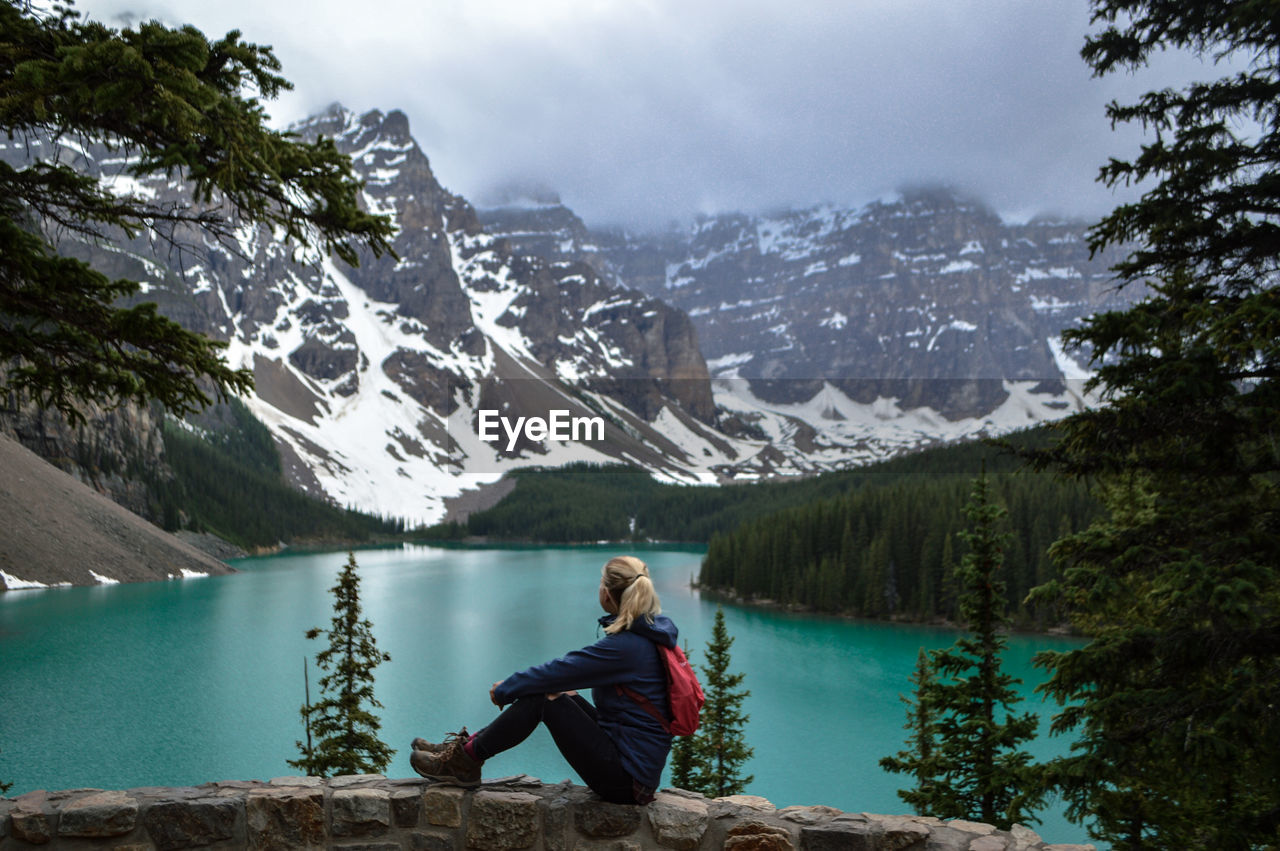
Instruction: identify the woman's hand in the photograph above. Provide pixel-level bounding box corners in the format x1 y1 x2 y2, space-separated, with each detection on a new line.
490 681 505 707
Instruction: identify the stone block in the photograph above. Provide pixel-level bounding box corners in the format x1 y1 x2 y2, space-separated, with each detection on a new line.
726 820 795 851
267 776 323 788
392 786 423 827
10 790 53 845
574 799 642 838
246 786 325 851
411 829 460 851
541 789 587 851
332 787 392 838
777 806 842 826
331 774 387 788
422 786 465 828
969 837 1009 851
143 797 241 850
207 780 259 792
10 808 53 844
1008 824 1043 851
718 795 776 812
330 843 401 851
799 820 878 851
647 792 708 850
483 774 543 789
129 785 181 797
947 821 996 836
57 790 139 838
465 789 540 851
923 825 983 851
867 816 931 850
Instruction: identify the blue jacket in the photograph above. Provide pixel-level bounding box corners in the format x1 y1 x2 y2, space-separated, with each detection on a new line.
492 613 677 790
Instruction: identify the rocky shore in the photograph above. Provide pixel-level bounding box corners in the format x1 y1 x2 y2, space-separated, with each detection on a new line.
0 432 234 590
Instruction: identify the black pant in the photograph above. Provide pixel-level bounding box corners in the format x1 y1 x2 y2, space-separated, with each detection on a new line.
472 694 641 805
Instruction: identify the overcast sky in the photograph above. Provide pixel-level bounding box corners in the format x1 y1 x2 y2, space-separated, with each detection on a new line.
74 0 1212 230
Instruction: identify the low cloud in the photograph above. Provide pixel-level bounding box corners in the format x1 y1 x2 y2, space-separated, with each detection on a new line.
75 0 1215 229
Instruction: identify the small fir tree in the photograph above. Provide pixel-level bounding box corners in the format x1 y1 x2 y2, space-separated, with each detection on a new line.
879 649 945 816
289 552 394 777
685 607 753 797
883 471 1041 829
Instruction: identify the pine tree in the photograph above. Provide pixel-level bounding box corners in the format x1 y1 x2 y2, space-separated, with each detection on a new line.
1027 2 1280 847
685 607 753 797
289 552 394 777
879 649 944 816
0 1 393 423
882 471 1041 829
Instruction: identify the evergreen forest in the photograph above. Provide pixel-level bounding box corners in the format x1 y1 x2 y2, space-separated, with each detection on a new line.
698 463 1097 626
449 429 1100 626
149 400 405 549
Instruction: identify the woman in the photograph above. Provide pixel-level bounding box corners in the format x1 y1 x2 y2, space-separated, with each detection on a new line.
410 555 677 805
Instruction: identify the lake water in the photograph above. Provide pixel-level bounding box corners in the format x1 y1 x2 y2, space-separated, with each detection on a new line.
0 544 1090 844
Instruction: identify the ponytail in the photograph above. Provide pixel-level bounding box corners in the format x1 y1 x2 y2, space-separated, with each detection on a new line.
602 556 661 634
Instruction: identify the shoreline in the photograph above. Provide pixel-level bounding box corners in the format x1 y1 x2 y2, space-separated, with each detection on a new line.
696 584 1082 639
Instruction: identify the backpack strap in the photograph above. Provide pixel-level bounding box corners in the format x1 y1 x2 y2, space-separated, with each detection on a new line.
616 684 673 734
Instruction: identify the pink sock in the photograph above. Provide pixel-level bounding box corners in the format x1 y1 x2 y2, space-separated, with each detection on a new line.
464 734 482 762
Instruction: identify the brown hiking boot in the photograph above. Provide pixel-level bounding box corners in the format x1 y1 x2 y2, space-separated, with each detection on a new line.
411 736 437 751
410 728 482 786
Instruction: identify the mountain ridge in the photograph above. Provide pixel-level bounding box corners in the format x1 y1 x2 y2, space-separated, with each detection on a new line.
1 105 750 525
2 104 1123 529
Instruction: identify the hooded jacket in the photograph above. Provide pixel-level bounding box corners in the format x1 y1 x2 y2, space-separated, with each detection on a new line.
491 613 678 791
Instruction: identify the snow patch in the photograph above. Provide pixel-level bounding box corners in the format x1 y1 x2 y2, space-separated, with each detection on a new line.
0 571 71 591
1048 336 1093 380
940 259 978 274
1030 295 1079 312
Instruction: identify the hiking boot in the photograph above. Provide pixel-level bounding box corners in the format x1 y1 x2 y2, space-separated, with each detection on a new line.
411 736 438 751
410 728 482 786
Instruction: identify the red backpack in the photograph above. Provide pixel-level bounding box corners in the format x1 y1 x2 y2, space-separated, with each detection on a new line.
618 644 705 736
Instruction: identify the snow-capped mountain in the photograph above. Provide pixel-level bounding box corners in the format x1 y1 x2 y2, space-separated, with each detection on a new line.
5 107 1123 526
3 106 761 524
481 186 1128 422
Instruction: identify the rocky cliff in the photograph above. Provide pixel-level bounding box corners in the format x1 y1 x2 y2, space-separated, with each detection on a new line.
0 393 168 526
0 431 232 589
483 188 1130 421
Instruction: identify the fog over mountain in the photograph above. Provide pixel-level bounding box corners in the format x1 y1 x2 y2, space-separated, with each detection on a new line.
67 0 1218 230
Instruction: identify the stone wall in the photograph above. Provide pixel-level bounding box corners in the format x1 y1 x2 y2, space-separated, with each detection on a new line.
0 775 1096 851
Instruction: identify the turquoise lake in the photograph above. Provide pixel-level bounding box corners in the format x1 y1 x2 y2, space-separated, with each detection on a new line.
0 544 1091 844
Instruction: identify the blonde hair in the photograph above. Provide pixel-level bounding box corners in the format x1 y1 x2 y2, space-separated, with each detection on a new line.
602 555 661 634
